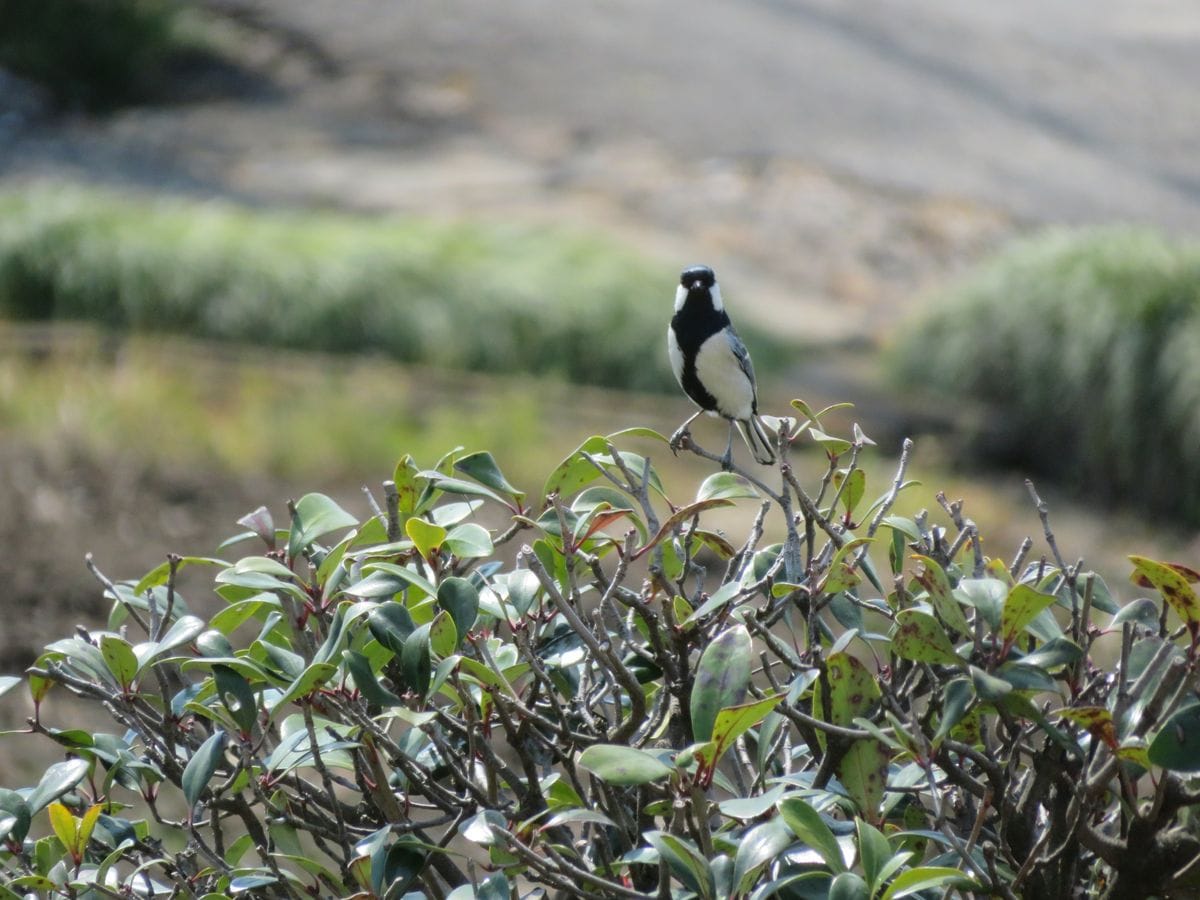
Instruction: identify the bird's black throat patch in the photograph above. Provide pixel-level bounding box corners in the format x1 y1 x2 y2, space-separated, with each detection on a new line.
671 296 730 413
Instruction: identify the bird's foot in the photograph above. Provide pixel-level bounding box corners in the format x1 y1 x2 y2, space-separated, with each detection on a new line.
669 426 692 456
719 449 734 472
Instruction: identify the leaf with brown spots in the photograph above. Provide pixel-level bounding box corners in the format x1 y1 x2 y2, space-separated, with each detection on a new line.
891 610 964 666
838 738 889 824
1129 555 1200 625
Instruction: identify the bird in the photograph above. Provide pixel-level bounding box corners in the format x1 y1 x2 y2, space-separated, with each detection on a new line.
668 264 775 470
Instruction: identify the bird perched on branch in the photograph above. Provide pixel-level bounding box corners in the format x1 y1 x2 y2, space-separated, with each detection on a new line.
668 265 775 470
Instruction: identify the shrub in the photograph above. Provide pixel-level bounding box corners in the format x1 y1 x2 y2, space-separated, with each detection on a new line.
888 227 1200 524
2 406 1200 898
0 0 188 110
0 186 782 393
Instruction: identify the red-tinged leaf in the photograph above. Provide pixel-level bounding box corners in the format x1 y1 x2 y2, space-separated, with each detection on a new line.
1058 706 1118 749
572 503 634 547
634 498 735 560
695 694 784 771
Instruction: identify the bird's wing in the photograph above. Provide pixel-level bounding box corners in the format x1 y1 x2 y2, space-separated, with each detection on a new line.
725 328 758 400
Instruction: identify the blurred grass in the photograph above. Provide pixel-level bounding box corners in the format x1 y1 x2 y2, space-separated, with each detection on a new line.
0 185 792 394
888 227 1200 524
0 324 641 486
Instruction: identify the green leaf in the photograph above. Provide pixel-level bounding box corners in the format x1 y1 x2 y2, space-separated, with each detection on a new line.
882 866 973 899
76 803 102 855
543 436 610 498
690 625 752 742
428 610 458 659
999 584 1057 648
829 871 870 900
229 875 278 894
358 562 437 599
401 624 433 700
0 676 20 701
1149 704 1200 771
697 472 759 502
0 790 31 844
1012 636 1083 670
270 662 338 713
821 652 881 727
954 578 1006 629
777 796 847 873
26 759 90 815
933 678 975 746
891 610 963 666
444 522 494 559
698 694 784 771
719 785 786 821
343 650 401 707
809 428 852 455
1109 597 1161 631
437 577 479 646
454 451 525 503
418 471 511 508
838 739 888 822
834 467 866 516
99 635 138 690
856 818 892 892
541 808 617 831
911 555 972 636
287 493 357 558
182 730 228 811
392 455 422 518
213 664 259 735
133 556 227 599
1130 555 1200 625
733 819 794 895
643 831 716 900
969 665 1013 702
577 744 672 785
47 802 77 859
406 517 447 560
682 581 744 625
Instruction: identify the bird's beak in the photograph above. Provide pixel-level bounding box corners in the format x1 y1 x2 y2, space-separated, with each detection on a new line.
690 279 704 291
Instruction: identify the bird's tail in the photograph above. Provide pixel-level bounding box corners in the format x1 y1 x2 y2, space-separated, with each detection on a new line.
737 415 776 466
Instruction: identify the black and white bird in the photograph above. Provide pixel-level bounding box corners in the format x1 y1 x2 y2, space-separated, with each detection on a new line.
668 265 775 469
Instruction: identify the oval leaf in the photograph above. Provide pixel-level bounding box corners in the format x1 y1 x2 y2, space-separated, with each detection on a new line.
690 625 752 742
891 610 963 666
182 730 228 811
577 744 672 786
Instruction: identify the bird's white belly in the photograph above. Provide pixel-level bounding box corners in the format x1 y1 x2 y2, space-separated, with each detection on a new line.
695 332 754 418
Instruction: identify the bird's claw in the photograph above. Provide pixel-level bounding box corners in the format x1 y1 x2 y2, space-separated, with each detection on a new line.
668 427 692 456
719 450 734 472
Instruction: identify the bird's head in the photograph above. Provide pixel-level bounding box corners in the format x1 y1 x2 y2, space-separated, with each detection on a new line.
676 264 723 312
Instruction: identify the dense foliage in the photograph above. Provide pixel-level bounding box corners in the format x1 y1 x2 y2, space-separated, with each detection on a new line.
2 405 1200 898
0 187 776 393
889 226 1200 525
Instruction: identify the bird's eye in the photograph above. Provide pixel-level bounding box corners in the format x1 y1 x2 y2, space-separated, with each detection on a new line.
680 265 715 288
